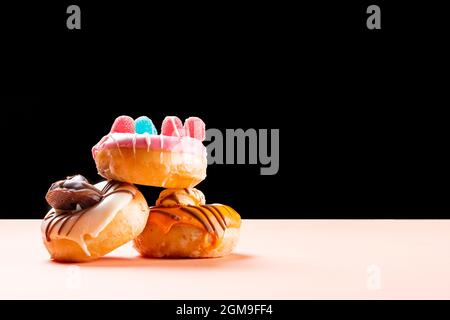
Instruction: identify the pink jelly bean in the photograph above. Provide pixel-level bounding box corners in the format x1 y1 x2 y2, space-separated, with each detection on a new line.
184 117 205 141
110 115 135 133
161 116 185 137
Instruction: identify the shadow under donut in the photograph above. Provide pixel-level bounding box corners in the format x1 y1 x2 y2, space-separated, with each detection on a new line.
73 253 256 269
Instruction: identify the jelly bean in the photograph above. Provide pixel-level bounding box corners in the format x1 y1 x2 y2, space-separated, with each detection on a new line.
110 115 135 133
135 116 157 135
184 117 205 141
161 116 185 137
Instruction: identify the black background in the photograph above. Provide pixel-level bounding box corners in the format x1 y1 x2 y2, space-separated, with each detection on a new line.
2 1 449 219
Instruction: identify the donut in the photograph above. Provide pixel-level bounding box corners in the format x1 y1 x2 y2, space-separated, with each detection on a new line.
92 115 207 189
41 175 149 262
133 188 241 258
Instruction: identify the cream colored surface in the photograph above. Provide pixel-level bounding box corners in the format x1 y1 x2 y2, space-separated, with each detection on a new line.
41 181 134 256
1 220 450 299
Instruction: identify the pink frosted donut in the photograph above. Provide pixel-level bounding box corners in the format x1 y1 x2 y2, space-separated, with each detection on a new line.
92 116 207 188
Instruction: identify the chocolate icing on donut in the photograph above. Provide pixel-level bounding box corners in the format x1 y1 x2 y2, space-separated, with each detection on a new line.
151 188 239 241
43 177 136 243
46 175 103 212
148 204 240 244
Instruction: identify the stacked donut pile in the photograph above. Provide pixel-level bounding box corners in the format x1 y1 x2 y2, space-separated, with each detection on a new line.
42 115 241 262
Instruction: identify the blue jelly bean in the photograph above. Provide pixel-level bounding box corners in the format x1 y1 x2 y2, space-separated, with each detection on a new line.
135 116 158 135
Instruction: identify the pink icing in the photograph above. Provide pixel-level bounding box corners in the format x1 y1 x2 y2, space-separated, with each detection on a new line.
92 133 206 159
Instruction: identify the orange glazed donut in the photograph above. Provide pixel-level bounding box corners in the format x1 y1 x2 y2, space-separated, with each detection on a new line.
134 188 241 258
42 175 149 262
92 115 207 189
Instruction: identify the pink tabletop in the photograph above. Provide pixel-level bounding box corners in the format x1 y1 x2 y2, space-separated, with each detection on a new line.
0 219 449 299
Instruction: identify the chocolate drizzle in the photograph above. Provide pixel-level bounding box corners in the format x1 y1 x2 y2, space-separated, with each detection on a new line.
179 206 215 233
44 178 136 242
61 213 83 239
201 205 227 229
150 204 236 241
101 180 116 195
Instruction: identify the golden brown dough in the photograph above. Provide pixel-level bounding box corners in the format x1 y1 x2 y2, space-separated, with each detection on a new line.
134 188 241 258
42 177 149 262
